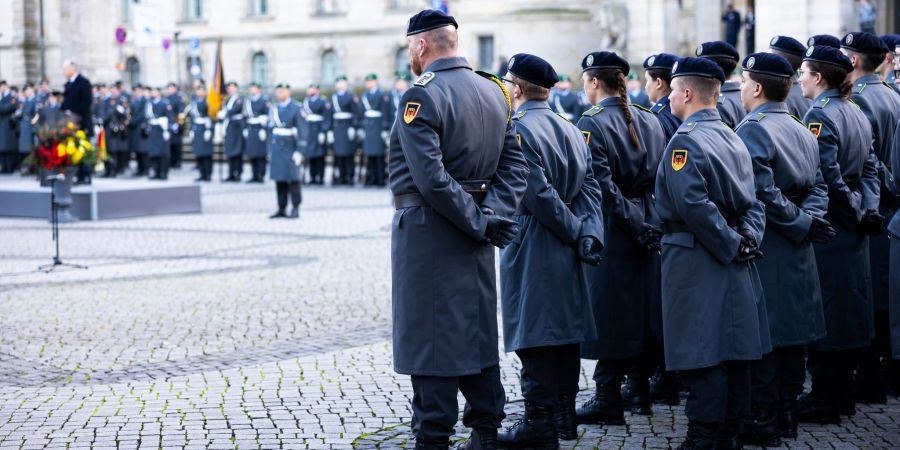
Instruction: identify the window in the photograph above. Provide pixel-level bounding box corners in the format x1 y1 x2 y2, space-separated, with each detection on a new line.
249 0 268 16
388 0 426 10
125 57 141 87
320 50 341 85
477 36 494 72
395 47 410 75
122 0 138 23
316 0 347 15
251 52 269 87
187 56 203 81
184 0 202 21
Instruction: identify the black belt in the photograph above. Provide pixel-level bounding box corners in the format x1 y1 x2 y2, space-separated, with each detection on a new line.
843 177 859 191
663 215 740 234
394 180 490 210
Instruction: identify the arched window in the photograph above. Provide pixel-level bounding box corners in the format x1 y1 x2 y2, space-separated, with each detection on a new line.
395 47 410 75
320 50 340 85
251 52 269 88
125 57 141 87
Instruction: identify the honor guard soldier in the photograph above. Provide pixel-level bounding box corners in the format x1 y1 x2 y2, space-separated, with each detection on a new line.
549 74 585 121
880 35 900 93
696 41 746 129
891 120 900 391
841 32 900 403
575 51 667 425
39 91 65 126
390 10 528 450
796 45 882 424
655 57 768 450
244 82 270 183
128 85 149 176
190 83 214 182
497 53 605 449
221 81 245 182
146 87 174 180
768 36 813 118
301 83 331 185
91 83 106 141
104 82 130 177
268 83 303 219
331 75 359 185
807 35 841 49
734 52 833 446
17 84 37 174
0 81 18 173
166 83 186 169
36 79 51 105
359 73 391 186
389 71 412 125
644 53 683 142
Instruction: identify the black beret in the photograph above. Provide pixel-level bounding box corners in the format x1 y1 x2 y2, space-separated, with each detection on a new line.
807 34 840 48
842 32 890 54
643 53 680 71
166 82 177 88
406 9 458 36
581 51 630 74
226 81 239 87
275 83 291 89
768 36 806 56
51 90 63 96
882 34 900 51
249 82 261 88
671 57 726 84
696 41 740 61
506 53 559 89
95 83 106 88
742 52 794 78
803 45 853 72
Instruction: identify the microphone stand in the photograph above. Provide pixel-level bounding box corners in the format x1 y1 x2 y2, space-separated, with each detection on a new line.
39 175 88 273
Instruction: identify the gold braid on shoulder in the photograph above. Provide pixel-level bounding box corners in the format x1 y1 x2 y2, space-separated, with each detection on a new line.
476 70 512 124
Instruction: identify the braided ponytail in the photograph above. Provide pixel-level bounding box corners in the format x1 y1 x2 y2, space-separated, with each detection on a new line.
614 72 641 149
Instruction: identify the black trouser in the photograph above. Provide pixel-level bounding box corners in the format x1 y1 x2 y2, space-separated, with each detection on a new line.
11 153 27 172
227 155 243 180
115 151 130 175
750 346 805 411
858 310 891 397
365 155 386 186
103 154 117 177
308 157 325 184
593 357 641 393
410 365 506 445
680 360 751 426
336 155 355 185
275 181 302 210
75 161 92 183
135 153 149 175
0 152 13 173
196 156 213 180
808 349 858 411
169 137 183 168
516 344 580 407
249 157 267 181
150 155 169 179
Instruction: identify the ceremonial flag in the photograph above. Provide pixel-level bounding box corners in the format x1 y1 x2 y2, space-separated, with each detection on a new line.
207 39 226 119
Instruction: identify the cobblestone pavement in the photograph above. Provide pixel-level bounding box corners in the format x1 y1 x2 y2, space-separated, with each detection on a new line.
1 168 898 449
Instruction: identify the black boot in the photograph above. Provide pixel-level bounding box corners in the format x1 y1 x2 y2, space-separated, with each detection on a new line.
677 422 717 450
497 402 558 450
457 428 497 450
623 376 652 415
415 441 450 450
716 421 742 450
575 383 625 425
288 207 300 219
554 394 577 441
269 209 286 219
739 405 781 447
650 370 681 405
796 393 840 425
777 401 797 439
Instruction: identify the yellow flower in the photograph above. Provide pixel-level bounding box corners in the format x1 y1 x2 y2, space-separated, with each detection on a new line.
76 130 86 140
66 141 77 155
67 122 75 130
56 143 66 157
83 141 92 150
73 149 85 164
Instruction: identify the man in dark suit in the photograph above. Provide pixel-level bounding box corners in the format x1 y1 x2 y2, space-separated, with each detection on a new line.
61 60 94 184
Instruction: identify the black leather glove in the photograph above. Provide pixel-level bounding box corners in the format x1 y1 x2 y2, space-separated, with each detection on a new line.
735 229 764 263
858 209 885 236
636 223 663 252
805 215 836 243
482 207 518 248
577 236 603 266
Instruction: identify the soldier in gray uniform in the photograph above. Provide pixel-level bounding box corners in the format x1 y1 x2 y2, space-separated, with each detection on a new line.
0 80 19 173
359 73 392 186
768 36 813 118
221 81 245 182
655 57 768 450
549 75 585 121
807 34 841 49
574 51 667 425
244 82 270 183
891 121 900 389
146 87 174 180
796 45 882 424
190 84 214 182
388 71 412 124
17 84 37 174
166 83 186 169
841 32 900 404
103 83 130 177
696 41 746 129
301 84 331 185
734 52 833 446
644 53 683 143
331 76 359 185
390 10 528 450
497 53 604 449
267 83 303 219
128 85 149 176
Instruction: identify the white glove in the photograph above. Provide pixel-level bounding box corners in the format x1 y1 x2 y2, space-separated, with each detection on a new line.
326 130 335 144
292 152 303 166
116 105 126 114
204 129 212 142
216 110 226 120
188 130 195 141
318 132 325 145
347 127 356 141
162 131 171 142
242 129 249 139
381 130 389 146
357 129 366 140
258 129 267 141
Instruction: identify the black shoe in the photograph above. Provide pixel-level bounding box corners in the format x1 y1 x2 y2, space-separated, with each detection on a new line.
269 210 287 219
856 381 887 404
457 428 497 450
678 422 718 450
288 207 299 219
777 407 797 439
575 386 625 426
194 177 205 182
649 371 681 405
497 402 558 449
554 394 577 441
796 394 840 425
415 441 450 450
622 377 652 416
739 406 780 447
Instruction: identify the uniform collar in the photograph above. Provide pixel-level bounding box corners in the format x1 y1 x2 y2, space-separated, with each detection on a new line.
251 94 261 101
855 73 882 85
279 100 290 108
749 101 789 115
815 88 841 102
721 80 740 92
597 96 623 108
682 107 722 124
423 56 471 73
556 89 571 96
516 100 551 113
652 96 671 110
368 87 379 94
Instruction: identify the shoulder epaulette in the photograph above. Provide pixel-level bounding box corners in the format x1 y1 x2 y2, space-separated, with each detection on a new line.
677 122 698 134
812 97 829 109
717 94 725 105
554 111 571 123
747 112 765 122
475 70 512 124
789 114 803 124
853 82 867 94
883 81 895 90
414 72 436 87
632 104 652 113
513 110 527 121
583 105 604 117
848 98 861 108
651 102 668 114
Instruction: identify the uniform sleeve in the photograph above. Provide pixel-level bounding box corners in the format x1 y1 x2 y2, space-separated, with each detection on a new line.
323 101 333 131
0 98 16 115
737 123 812 243
805 109 864 221
381 95 392 131
481 109 529 218
800 168 830 219
572 141 605 245
893 119 900 195
577 115 645 238
396 87 489 239
661 135 742 264
861 149 881 211
515 125 583 244
716 101 736 129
